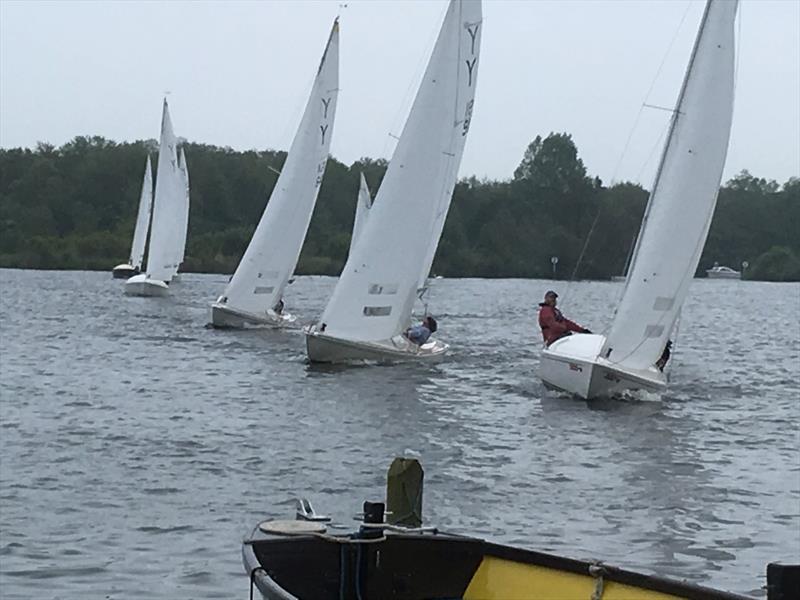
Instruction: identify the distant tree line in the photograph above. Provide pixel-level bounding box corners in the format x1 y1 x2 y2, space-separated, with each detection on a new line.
0 134 797 281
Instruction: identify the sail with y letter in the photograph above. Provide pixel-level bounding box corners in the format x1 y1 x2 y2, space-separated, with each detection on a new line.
305 0 482 363
210 19 340 328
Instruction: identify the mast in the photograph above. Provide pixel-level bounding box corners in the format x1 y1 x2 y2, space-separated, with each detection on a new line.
600 0 738 370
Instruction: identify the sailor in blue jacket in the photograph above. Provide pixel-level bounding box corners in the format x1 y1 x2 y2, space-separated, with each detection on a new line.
405 316 438 345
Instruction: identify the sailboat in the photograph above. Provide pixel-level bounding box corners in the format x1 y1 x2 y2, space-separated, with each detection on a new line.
171 147 190 282
112 156 153 279
210 19 339 328
347 173 373 257
539 0 738 399
305 0 482 363
125 99 190 297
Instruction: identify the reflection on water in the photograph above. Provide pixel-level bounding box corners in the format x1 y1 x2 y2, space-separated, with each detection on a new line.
0 269 797 599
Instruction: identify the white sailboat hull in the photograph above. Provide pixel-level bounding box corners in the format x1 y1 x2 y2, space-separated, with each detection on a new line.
305 328 448 364
124 274 169 297
112 264 140 279
210 302 295 329
539 334 666 399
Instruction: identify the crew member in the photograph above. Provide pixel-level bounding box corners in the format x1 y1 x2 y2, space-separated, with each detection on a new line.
538 290 591 346
405 316 438 346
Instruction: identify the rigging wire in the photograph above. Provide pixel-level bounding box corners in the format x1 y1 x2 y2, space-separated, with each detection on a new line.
633 120 671 184
561 1 696 314
608 1 695 185
381 3 446 160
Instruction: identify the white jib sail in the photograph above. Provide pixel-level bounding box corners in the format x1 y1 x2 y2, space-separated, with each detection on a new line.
129 155 153 270
348 172 373 257
145 99 185 282
177 147 190 266
218 19 340 316
600 0 738 371
317 0 481 342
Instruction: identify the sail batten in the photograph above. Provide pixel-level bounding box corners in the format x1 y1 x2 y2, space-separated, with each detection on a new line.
318 0 482 343
601 0 738 370
218 20 340 318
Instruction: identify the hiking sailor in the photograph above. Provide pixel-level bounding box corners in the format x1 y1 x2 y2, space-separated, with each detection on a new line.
538 290 591 346
405 316 438 346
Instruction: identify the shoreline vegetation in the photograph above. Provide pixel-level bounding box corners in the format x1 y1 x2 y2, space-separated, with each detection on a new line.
1 134 797 281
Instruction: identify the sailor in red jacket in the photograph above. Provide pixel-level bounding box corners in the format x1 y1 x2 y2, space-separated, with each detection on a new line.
538 290 591 346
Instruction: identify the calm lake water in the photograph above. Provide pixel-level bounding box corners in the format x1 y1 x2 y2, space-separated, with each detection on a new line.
0 269 798 599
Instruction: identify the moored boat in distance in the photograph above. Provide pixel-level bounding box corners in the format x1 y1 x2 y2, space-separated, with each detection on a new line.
210 18 339 329
125 99 189 297
707 262 741 279
539 0 738 399
305 0 482 363
112 156 153 279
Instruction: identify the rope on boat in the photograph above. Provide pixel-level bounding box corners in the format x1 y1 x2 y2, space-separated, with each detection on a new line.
314 531 388 545
249 567 265 600
589 562 607 600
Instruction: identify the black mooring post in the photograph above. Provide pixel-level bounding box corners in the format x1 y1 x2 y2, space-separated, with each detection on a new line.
767 563 800 600
362 501 385 524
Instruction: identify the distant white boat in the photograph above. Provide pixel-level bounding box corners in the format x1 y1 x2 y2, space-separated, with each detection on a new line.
706 263 741 279
306 0 482 363
539 0 738 399
210 19 339 328
113 156 153 279
125 100 190 297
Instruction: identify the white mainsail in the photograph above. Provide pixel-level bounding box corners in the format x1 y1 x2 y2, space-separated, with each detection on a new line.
145 99 185 282
317 0 481 342
177 147 190 267
129 156 153 270
600 0 737 371
348 172 373 257
216 20 340 318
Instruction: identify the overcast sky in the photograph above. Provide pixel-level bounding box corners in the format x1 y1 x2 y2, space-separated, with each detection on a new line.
1 0 798 187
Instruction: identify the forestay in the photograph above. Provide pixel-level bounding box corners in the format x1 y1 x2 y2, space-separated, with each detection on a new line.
317 0 481 342
177 148 190 267
129 156 153 270
601 0 737 371
348 173 373 257
219 20 340 317
146 100 186 282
